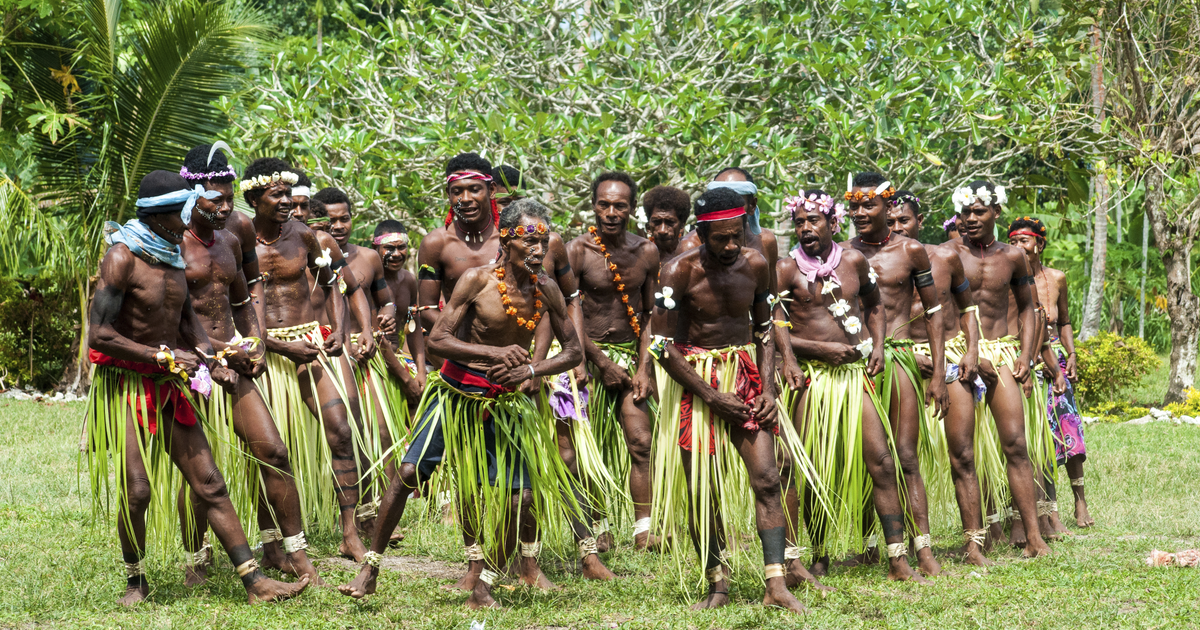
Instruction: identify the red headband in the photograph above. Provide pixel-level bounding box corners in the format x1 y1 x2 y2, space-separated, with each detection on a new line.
696 206 747 222
1008 229 1044 240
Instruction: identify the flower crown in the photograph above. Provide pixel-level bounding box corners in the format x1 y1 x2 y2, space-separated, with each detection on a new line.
238 171 299 194
952 184 1008 213
943 216 958 231
891 192 921 209
181 165 238 181
844 175 895 202
783 192 847 233
499 222 548 238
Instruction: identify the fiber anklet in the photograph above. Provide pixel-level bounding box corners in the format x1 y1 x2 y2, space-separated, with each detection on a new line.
886 542 907 559
282 531 309 554
478 568 499 586
764 563 786 579
520 541 541 558
914 534 932 551
464 544 486 562
965 528 988 546
578 537 599 559
363 551 382 568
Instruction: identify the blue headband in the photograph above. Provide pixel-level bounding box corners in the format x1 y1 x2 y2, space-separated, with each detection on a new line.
135 185 221 224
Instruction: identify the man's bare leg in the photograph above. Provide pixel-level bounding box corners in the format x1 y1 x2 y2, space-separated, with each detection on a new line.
777 441 833 592
861 393 930 584
117 413 153 605
617 389 657 550
887 367 941 577
1066 456 1093 527
370 385 404 545
338 461 421 598
1044 476 1073 536
514 489 558 589
680 448 731 611
553 416 614 582
943 380 991 566
162 413 309 603
178 486 212 588
443 498 485 592
298 362 368 561
987 366 1051 558
466 492 522 610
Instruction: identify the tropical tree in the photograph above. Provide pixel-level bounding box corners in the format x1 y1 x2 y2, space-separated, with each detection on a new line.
0 0 267 390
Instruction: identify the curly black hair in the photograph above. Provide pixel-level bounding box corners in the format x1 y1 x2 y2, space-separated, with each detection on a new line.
445 152 494 178
241 157 294 206
642 185 690 224
1007 215 1048 242
313 186 353 215
182 144 236 184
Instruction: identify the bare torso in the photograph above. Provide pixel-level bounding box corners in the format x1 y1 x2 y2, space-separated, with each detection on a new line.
944 237 1026 340
777 248 871 346
666 247 766 349
568 231 657 344
847 234 928 340
909 245 965 344
256 221 322 328
96 245 189 352
343 243 385 335
182 229 243 343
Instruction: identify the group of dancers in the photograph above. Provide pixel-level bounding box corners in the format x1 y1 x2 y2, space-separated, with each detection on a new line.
85 144 1092 613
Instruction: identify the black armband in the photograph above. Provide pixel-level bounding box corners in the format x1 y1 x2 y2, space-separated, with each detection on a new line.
951 278 971 294
555 263 572 277
241 248 257 266
330 258 347 271
754 290 771 304
858 279 878 296
912 268 935 288
655 295 678 310
370 277 387 292
344 281 360 297
1011 274 1035 287
418 264 441 281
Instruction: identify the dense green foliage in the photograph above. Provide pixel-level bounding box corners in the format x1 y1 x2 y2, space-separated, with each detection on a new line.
0 276 78 390
1075 332 1160 405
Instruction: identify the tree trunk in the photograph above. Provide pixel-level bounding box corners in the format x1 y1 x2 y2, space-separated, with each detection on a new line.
1145 170 1199 404
1080 24 1108 340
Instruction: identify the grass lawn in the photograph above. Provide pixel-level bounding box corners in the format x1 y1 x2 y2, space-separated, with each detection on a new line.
1 399 1198 629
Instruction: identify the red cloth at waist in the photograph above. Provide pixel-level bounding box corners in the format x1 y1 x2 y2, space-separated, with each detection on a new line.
319 325 332 340
675 343 772 454
89 348 198 434
439 360 514 399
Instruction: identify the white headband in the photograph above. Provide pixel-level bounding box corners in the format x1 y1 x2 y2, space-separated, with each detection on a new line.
707 180 758 196
291 186 311 198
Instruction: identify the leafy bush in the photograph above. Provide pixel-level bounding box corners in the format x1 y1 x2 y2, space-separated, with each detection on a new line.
1083 400 1150 423
1074 332 1160 406
1165 388 1200 417
0 276 79 391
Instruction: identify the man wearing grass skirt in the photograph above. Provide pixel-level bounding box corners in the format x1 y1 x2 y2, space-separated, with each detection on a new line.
651 187 807 614
175 144 322 586
371 219 427 413
942 180 1052 558
87 169 309 605
842 172 950 578
772 188 927 585
246 157 374 562
339 199 587 609
888 192 994 566
566 171 660 551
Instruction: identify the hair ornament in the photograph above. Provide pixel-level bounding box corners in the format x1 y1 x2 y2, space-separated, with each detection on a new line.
844 178 895 202
499 223 548 238
952 183 1008 212
238 171 299 194
784 192 846 233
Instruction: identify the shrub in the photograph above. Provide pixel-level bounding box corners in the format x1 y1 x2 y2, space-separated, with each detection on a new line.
1165 388 1200 417
1074 332 1159 407
1084 400 1150 423
0 276 79 391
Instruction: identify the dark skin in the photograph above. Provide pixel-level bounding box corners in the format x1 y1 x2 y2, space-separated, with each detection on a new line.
943 201 1052 558
889 203 990 567
648 206 686 262
846 186 948 577
90 211 308 605
339 214 583 610
225 209 267 341
774 209 927 584
1007 232 1090 528
654 216 804 614
178 181 322 586
251 180 372 561
678 169 779 292
566 180 659 549
374 234 428 408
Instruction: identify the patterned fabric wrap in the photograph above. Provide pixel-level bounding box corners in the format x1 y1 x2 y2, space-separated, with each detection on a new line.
779 358 901 559
1048 344 1086 464
86 362 208 558
675 343 774 454
404 365 584 561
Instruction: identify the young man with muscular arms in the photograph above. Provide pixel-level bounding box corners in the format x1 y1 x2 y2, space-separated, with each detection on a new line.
87 170 308 604
339 199 585 609
944 180 1052 558
653 187 806 613
843 172 949 577
888 193 993 566
773 189 925 584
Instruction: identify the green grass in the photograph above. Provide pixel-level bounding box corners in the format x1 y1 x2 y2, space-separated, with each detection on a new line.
1126 352 1172 407
2 399 1200 629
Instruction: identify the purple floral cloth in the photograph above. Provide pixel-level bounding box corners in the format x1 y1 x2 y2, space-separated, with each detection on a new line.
548 372 589 421
1047 348 1086 464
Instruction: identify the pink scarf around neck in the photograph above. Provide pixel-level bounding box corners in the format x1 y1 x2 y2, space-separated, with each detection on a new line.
790 242 842 285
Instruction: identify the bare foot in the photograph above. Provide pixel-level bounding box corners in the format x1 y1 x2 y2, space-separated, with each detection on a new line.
285 551 325 587
1039 515 1060 542
886 558 931 584
260 543 286 572
441 561 481 592
183 563 209 588
1075 498 1094 528
1009 518 1027 548
465 581 501 610
691 579 730 610
246 574 310 604
596 531 615 553
962 543 994 567
762 577 806 613
785 559 835 592
580 554 616 581
389 530 405 547
357 517 376 539
117 584 149 606
634 531 663 551
809 555 830 577
836 546 879 568
440 502 457 527
517 556 558 590
1049 511 1073 536
985 521 1002 552
338 565 378 598
339 536 368 562
915 549 942 577
1023 538 1052 558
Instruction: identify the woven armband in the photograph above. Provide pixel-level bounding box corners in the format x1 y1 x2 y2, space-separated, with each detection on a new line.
1011 274 1034 286
418 264 441 281
951 278 970 294
913 268 935 288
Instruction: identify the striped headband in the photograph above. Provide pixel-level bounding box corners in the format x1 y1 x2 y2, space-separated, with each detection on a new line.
373 232 409 246
696 206 746 222
446 171 493 185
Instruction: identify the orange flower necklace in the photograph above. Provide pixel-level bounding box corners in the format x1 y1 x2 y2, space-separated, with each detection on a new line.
588 226 641 336
495 266 542 331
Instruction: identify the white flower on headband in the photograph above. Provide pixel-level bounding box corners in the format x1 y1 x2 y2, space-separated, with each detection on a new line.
828 298 851 317
843 315 862 335
975 186 993 207
952 183 1006 213
995 186 1008 205
237 171 300 194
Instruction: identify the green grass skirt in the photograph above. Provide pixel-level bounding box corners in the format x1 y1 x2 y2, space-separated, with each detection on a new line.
875 338 941 534
406 372 584 562
349 332 412 500
587 340 654 528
